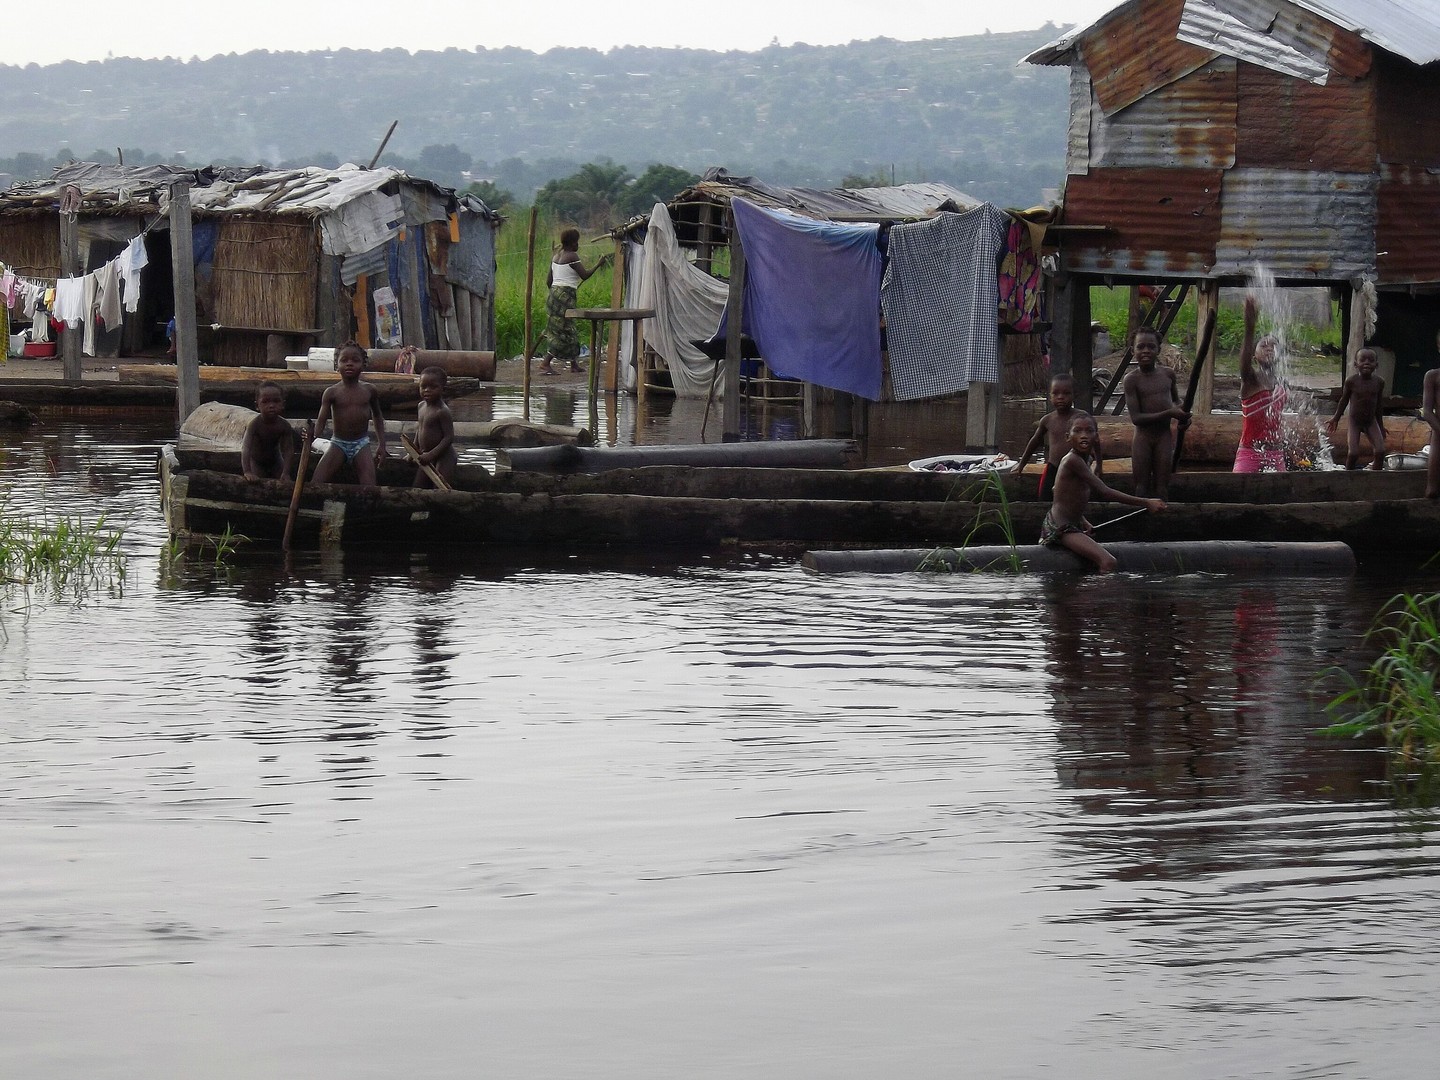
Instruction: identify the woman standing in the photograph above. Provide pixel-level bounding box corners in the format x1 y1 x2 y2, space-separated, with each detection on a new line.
539 227 608 376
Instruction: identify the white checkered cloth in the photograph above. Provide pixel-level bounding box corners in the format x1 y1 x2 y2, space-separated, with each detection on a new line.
881 204 1008 401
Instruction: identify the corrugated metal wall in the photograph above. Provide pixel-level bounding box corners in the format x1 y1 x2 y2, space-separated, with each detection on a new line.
1214 168 1376 278
1090 58 1237 170
1063 167 1224 275
1236 63 1376 171
1377 164 1440 285
1082 0 1218 115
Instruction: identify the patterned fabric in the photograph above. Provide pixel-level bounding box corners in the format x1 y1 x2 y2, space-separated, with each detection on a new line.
998 219 1044 332
881 204 1009 401
544 284 580 360
1039 511 1083 548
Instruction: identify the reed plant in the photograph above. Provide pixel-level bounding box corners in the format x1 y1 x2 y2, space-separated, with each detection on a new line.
0 507 126 603
917 469 1022 573
1323 593 1440 763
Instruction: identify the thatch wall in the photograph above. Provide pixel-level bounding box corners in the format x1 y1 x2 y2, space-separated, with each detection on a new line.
0 218 61 278
212 218 317 331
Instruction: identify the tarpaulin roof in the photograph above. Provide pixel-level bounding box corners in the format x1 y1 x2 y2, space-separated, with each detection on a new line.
674 168 983 221
1025 0 1440 68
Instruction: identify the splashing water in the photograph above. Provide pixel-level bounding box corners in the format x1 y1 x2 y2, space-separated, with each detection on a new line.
1245 265 1341 471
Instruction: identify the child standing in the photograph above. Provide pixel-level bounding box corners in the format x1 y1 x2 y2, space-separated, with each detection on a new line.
312 341 386 486
1015 373 1103 499
1326 348 1387 470
413 366 457 488
1041 414 1166 574
1122 326 1189 498
241 381 297 481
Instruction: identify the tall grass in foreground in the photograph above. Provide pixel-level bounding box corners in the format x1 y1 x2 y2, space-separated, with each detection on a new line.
917 470 1023 573
494 208 617 360
0 509 126 606
1324 593 1440 764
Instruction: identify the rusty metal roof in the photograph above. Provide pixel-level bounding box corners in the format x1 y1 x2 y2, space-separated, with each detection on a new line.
1025 0 1440 69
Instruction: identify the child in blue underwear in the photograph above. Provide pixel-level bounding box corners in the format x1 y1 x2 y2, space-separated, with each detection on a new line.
312 341 386 486
1042 414 1165 573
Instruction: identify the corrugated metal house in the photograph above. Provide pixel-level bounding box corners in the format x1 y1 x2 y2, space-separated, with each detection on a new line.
1026 0 1440 396
0 162 500 365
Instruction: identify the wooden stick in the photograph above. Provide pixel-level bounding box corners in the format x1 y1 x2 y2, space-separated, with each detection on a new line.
1090 506 1150 532
1172 308 1218 469
400 432 451 490
368 121 398 170
282 422 313 551
522 205 538 421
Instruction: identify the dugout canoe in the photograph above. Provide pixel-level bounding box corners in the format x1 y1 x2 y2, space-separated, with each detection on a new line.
157 441 1440 558
802 541 1357 576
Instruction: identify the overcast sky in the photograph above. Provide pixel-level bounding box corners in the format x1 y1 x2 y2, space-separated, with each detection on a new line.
13 1 1118 66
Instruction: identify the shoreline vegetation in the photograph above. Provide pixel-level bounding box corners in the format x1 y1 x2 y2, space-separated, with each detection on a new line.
0 504 126 607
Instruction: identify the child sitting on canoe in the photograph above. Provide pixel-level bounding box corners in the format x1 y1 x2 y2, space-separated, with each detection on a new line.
412 366 457 488
1326 348 1387 470
1042 414 1166 573
312 341 387 486
1014 373 1102 499
240 381 297 481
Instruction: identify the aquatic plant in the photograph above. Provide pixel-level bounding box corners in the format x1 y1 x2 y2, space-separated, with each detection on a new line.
159 524 249 579
1324 593 1440 763
0 508 126 604
917 470 1022 573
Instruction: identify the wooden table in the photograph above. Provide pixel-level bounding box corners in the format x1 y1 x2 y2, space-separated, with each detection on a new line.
565 307 654 396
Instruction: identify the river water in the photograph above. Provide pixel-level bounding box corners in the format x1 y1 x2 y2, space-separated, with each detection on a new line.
3 394 1439 1079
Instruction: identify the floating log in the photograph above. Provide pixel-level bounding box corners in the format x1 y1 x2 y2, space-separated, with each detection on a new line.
0 400 38 425
367 349 496 380
119 364 418 387
1094 412 1429 465
802 540 1357 575
500 439 858 474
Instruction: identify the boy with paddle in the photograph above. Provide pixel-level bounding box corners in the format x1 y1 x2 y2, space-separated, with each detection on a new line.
1041 414 1166 574
410 366 457 488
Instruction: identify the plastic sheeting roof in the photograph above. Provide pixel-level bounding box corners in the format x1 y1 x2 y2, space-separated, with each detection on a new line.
1024 0 1440 68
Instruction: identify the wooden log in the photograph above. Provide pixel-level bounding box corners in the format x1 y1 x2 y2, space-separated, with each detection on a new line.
365 349 495 380
802 541 1357 575
500 439 858 474
1095 412 1429 464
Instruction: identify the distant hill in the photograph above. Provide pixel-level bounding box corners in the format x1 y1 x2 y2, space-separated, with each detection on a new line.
0 27 1071 207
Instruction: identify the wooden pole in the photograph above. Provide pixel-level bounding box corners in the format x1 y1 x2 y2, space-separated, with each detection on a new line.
607 237 625 394
170 179 201 425
396 227 424 347
367 121 399 170
1193 282 1219 415
282 423 313 551
722 218 746 442
522 205 538 422
59 209 81 383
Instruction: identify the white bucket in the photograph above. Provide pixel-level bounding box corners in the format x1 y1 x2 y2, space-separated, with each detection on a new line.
284 356 310 371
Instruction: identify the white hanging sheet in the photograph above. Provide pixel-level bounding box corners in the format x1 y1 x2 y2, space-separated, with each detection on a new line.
636 202 728 399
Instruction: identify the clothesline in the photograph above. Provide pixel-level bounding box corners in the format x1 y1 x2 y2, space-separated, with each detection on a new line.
1 233 150 352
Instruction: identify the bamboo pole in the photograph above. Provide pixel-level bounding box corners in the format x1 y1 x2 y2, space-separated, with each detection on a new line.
170 179 201 425
607 236 625 394
723 218 746 441
522 205 538 422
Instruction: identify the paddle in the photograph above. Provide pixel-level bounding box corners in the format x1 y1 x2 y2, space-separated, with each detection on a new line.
401 432 452 490
1171 308 1218 470
282 421 313 551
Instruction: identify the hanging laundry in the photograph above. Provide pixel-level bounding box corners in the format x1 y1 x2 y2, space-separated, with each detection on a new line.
728 197 883 401
998 218 1045 333
96 258 122 329
82 271 100 356
53 277 86 328
637 202 729 399
0 269 16 309
881 203 1009 401
119 235 149 313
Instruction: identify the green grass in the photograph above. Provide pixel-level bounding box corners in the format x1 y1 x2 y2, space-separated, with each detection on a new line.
1089 287 1344 377
0 507 126 605
495 208 620 360
917 470 1023 573
1323 593 1440 764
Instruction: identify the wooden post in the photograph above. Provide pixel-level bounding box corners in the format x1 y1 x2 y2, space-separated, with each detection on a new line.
1051 274 1093 412
59 210 81 383
1194 282 1219 415
607 237 625 394
1346 279 1368 370
170 179 201 425
522 206 538 421
722 221 746 442
1126 286 1143 351
697 203 715 273
396 227 424 348
802 383 819 438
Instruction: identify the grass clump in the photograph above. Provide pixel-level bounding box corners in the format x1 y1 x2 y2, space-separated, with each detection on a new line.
0 509 126 604
917 470 1023 574
1323 593 1440 763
